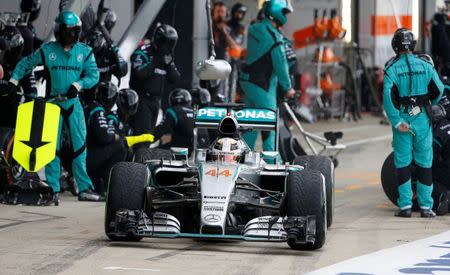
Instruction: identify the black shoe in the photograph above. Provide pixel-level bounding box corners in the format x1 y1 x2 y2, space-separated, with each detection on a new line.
395 208 412 217
51 192 60 206
436 191 450 216
78 189 105 202
420 209 436 218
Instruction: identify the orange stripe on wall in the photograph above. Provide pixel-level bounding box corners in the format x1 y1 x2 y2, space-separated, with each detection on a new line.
371 15 412 36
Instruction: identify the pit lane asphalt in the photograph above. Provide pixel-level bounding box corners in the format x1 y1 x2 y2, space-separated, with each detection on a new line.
1 116 449 275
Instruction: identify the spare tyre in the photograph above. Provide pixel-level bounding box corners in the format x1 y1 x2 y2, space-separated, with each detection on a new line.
381 152 419 210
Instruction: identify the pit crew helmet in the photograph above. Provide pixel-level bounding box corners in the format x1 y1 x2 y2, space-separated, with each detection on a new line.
0 26 24 65
54 11 82 47
264 0 293 26
97 82 118 112
117 88 139 118
190 87 211 107
432 104 447 123
391 28 416 54
152 23 178 54
231 3 247 19
85 30 106 53
20 0 41 22
102 8 117 32
169 88 192 106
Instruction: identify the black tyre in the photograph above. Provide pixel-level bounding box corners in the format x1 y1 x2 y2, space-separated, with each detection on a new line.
294 155 334 227
286 169 326 250
381 152 419 210
133 148 172 163
105 162 148 241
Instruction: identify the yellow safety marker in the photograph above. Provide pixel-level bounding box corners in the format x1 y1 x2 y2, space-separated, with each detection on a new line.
13 100 60 172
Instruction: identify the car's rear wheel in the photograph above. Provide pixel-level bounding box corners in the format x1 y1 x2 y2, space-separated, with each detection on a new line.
294 155 334 227
105 162 148 241
286 169 326 250
133 148 172 163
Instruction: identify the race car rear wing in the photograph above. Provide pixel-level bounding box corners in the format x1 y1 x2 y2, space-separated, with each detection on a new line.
194 106 278 131
194 105 279 150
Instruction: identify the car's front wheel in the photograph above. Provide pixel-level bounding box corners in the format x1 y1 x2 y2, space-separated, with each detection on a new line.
294 155 334 227
285 169 326 250
105 162 148 241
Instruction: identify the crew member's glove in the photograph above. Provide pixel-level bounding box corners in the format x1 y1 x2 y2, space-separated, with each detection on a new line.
7 80 19 95
2 80 19 103
125 133 155 147
67 83 81 98
163 54 174 65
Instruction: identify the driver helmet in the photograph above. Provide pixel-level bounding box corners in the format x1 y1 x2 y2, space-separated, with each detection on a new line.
210 137 244 163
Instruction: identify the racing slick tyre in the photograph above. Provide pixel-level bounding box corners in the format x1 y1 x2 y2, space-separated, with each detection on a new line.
105 162 149 241
133 148 172 163
294 155 334 227
286 169 326 250
381 152 419 210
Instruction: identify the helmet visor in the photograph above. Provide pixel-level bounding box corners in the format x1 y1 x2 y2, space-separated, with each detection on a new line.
57 24 81 46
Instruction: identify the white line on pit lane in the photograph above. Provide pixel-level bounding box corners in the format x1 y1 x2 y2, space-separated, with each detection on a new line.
344 134 391 147
307 230 450 275
104 266 160 272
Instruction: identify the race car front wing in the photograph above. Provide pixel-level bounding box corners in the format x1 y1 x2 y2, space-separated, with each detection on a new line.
111 210 317 244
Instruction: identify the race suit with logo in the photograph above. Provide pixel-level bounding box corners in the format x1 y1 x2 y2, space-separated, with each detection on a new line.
383 53 444 210
11 41 99 193
239 18 291 151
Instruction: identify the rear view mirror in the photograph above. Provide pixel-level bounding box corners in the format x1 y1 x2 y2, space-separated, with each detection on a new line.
195 58 231 80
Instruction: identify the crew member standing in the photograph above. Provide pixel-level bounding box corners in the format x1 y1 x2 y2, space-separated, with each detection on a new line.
239 0 295 152
383 28 444 218
129 24 180 148
9 11 102 202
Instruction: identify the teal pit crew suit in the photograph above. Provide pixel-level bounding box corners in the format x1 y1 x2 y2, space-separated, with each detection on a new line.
384 53 444 210
11 25 99 193
239 18 292 151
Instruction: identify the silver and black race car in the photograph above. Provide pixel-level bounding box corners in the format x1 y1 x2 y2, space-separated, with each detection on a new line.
105 104 335 250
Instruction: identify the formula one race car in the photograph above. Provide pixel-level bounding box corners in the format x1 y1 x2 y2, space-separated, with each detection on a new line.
105 104 335 250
